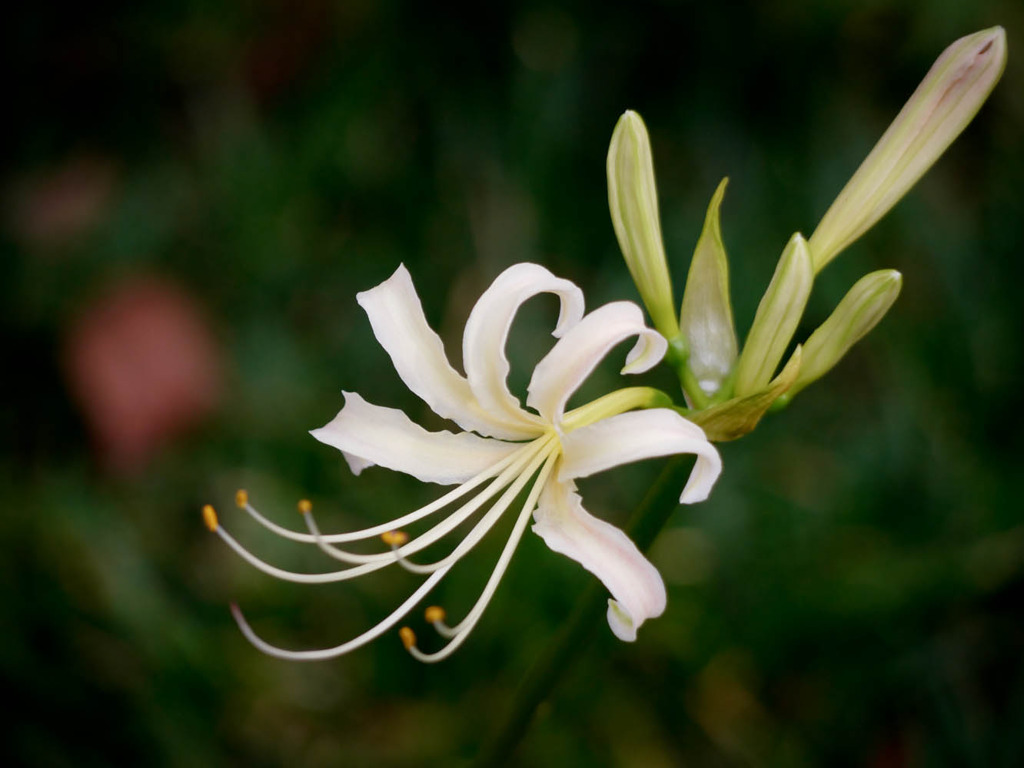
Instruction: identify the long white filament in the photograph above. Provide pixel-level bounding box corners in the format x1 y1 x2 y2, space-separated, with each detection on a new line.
226 435 561 661
307 434 557 573
374 443 554 574
229 566 452 661
240 442 532 544
213 526 392 583
406 450 559 663
303 436 553 566
211 437 552 584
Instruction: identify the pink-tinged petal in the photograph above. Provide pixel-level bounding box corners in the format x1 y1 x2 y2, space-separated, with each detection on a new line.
526 302 667 425
532 480 666 641
310 392 521 485
357 265 534 440
463 263 584 432
559 409 722 504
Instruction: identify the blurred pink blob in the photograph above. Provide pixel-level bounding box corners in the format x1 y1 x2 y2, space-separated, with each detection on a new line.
65 277 223 474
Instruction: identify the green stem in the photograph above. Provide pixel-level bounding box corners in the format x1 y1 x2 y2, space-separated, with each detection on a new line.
470 455 697 767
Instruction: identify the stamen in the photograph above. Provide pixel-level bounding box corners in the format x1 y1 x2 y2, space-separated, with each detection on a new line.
406 450 559 663
212 520 398 583
423 605 457 638
235 444 534 545
381 530 409 547
229 563 453 661
235 489 248 508
219 435 561 662
298 499 312 515
424 605 446 623
202 504 219 532
384 440 556 576
399 627 416 650
298 434 557 569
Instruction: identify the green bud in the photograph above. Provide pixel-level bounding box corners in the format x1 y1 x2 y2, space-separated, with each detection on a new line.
809 27 1007 272
788 269 903 397
689 345 802 442
678 178 738 399
607 110 680 339
733 233 813 397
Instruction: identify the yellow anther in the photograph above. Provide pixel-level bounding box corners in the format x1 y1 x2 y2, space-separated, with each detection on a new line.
297 499 313 515
235 489 248 508
381 530 409 547
202 504 219 532
399 626 416 650
424 606 446 624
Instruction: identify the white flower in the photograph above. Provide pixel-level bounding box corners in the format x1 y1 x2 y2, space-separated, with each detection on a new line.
205 263 721 662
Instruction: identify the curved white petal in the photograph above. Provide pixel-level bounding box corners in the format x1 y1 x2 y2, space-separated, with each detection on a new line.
462 263 584 433
559 409 722 504
310 392 522 485
357 264 532 440
532 480 666 641
526 301 667 425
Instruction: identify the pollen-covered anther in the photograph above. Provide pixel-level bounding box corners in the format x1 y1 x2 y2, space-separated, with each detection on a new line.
297 499 313 515
381 530 409 547
399 626 416 651
424 605 446 624
202 504 219 532
235 489 248 508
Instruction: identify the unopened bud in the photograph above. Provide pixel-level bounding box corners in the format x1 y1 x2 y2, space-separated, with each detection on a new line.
789 269 903 396
734 233 813 396
809 27 1006 271
607 110 680 339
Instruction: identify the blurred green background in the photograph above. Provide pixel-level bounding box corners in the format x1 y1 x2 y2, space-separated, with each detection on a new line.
3 0 1023 765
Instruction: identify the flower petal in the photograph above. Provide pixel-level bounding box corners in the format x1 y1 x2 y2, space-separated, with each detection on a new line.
559 409 722 503
526 301 667 425
357 264 531 440
310 392 522 485
532 480 666 642
462 263 584 435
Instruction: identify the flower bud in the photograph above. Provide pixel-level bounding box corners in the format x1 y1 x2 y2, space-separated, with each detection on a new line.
788 269 903 397
607 110 680 340
678 178 738 399
733 233 813 396
809 27 1006 271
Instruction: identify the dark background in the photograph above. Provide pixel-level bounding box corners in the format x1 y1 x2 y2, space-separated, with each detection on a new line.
3 0 1023 765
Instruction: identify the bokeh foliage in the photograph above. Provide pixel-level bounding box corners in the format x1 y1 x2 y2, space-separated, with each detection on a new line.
3 0 1023 765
